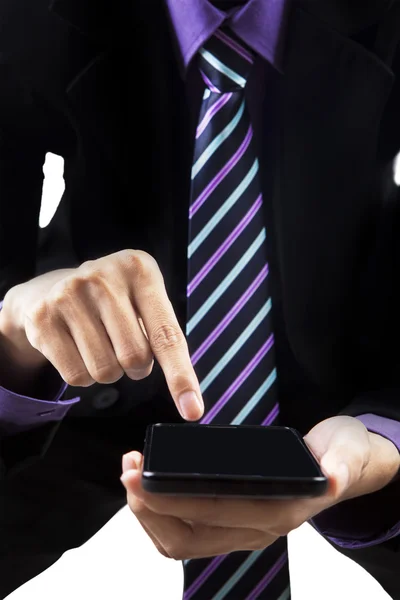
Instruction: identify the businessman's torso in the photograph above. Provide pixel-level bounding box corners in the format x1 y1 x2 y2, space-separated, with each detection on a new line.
2 0 400 431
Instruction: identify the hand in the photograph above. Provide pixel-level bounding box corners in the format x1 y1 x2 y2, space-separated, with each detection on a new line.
121 416 400 559
0 250 203 420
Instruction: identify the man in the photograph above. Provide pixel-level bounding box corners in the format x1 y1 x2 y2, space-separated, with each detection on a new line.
0 0 400 598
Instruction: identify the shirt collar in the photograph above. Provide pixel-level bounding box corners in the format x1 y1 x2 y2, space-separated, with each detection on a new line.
165 0 290 73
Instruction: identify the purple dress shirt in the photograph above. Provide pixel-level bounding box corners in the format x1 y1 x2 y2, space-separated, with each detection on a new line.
0 0 399 550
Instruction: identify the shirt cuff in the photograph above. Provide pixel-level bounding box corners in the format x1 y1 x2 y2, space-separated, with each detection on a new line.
311 414 400 549
0 299 81 434
0 381 80 435
356 413 400 452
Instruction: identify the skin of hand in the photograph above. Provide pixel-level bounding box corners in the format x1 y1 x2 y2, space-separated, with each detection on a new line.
0 250 204 420
121 416 400 559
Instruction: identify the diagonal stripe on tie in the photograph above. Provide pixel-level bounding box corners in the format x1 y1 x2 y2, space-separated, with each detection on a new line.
196 92 233 138
184 555 227 599
199 48 247 88
262 401 280 426
246 552 289 600
188 193 262 295
210 549 265 600
230 369 277 424
186 229 266 334
200 69 221 93
199 298 272 396
191 99 245 178
188 159 259 257
193 267 267 358
190 116 249 216
200 334 274 424
277 585 291 600
191 263 268 364
185 26 290 600
213 29 254 63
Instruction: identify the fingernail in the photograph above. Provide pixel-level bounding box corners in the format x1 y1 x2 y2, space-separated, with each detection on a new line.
178 391 204 420
122 453 138 473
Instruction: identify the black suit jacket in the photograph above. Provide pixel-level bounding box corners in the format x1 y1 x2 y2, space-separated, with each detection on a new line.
1 0 400 585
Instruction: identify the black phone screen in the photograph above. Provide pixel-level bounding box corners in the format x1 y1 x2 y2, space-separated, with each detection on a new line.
145 424 321 479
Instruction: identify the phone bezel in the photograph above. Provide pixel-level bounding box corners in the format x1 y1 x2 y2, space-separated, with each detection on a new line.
141 423 328 498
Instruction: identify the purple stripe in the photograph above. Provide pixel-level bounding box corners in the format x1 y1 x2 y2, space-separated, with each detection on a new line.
190 123 252 218
200 70 220 94
214 29 254 64
196 92 232 139
187 194 262 297
201 334 274 424
191 264 269 365
245 552 288 600
184 554 228 599
261 402 280 426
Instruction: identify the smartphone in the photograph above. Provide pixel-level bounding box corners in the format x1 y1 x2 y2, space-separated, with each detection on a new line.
142 423 328 499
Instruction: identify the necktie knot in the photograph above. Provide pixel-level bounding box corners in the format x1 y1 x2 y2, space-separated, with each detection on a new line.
198 28 254 93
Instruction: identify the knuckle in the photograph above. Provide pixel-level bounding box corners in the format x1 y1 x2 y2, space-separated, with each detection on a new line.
118 347 153 373
51 272 112 310
78 259 97 274
165 542 187 561
25 303 56 347
150 324 185 352
59 271 102 297
121 250 159 280
49 278 85 308
90 363 124 384
26 301 49 328
63 370 93 388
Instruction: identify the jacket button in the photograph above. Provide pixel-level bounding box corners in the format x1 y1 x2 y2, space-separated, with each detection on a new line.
92 387 120 410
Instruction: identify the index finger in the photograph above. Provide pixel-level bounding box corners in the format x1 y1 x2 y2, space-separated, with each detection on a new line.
132 266 204 421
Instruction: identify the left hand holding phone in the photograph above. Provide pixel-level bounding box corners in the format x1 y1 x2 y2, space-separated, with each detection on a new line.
120 416 399 560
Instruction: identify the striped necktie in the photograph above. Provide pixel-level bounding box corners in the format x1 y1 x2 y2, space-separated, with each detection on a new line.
184 28 290 600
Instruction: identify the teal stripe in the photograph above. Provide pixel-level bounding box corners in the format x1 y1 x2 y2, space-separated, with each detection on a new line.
230 369 277 425
200 48 246 88
186 229 266 335
200 299 272 394
191 101 245 178
277 586 291 600
188 159 259 258
211 550 264 600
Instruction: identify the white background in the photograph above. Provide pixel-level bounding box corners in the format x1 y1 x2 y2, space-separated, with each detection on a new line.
8 153 397 599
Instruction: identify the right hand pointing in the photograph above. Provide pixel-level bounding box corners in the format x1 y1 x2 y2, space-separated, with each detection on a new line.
0 250 204 421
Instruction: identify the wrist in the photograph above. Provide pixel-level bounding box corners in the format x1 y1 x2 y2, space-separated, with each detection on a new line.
0 292 47 370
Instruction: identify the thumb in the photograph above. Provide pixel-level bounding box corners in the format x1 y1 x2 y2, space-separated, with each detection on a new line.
320 456 351 498
319 422 370 498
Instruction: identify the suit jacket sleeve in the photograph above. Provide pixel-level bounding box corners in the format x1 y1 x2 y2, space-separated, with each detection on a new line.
0 60 71 479
311 165 400 548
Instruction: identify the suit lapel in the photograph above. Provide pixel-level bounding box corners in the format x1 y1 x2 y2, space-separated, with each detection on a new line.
267 5 395 382
50 0 189 181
